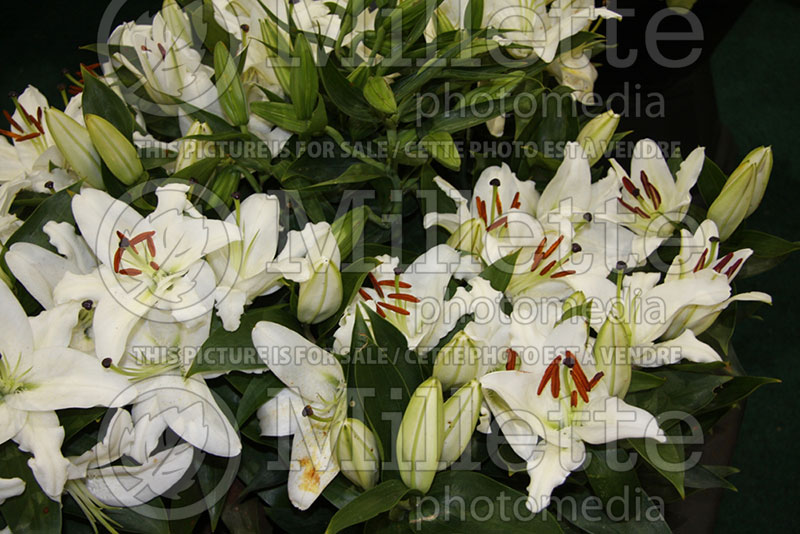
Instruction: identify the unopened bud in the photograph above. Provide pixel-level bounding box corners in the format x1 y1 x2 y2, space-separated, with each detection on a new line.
439 380 482 469
45 108 104 189
397 377 444 494
85 114 144 185
334 418 380 491
577 110 620 166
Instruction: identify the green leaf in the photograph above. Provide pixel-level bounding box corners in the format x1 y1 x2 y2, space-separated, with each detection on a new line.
251 97 327 135
628 428 686 498
81 66 134 140
561 489 670 534
214 42 249 126
319 53 377 122
322 475 363 509
290 33 319 120
408 471 563 533
479 249 520 292
104 497 171 534
421 131 461 170
684 464 738 491
236 372 284 425
195 454 238 530
0 442 61 533
187 305 299 376
59 407 106 440
585 446 641 519
332 205 372 259
627 371 666 394
298 163 388 191
727 230 800 258
351 307 413 464
325 480 410 534
625 369 731 420
698 375 780 413
5 184 79 252
464 0 484 32
696 157 727 207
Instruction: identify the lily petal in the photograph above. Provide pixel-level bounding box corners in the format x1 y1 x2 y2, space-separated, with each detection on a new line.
13 411 69 500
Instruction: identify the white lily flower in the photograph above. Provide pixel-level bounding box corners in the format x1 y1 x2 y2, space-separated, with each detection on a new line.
51 183 239 364
663 219 772 339
105 9 222 133
272 221 342 324
333 245 465 355
253 321 347 510
0 282 136 500
0 477 25 505
600 270 732 368
208 193 284 331
547 49 599 105
0 179 25 249
481 317 665 512
433 277 511 389
0 86 77 192
64 409 194 531
607 139 706 262
485 0 621 62
114 302 241 461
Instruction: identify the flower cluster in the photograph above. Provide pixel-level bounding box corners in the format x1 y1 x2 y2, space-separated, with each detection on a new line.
0 1 785 533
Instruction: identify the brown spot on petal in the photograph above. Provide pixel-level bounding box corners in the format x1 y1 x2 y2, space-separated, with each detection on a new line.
298 457 320 493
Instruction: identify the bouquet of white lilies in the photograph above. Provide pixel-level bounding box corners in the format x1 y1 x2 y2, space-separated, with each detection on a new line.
0 1 789 533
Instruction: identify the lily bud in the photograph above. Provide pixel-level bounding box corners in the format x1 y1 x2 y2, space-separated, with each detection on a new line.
175 120 213 172
707 163 757 241
85 114 145 185
297 258 343 324
363 76 397 115
439 380 482 469
433 331 480 390
592 313 632 397
334 418 380 491
45 109 104 189
397 377 444 494
209 166 240 209
577 110 620 166
740 146 773 217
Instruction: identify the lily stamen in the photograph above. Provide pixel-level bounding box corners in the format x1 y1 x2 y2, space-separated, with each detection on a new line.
694 248 709 272
368 272 385 298
388 293 419 303
714 252 734 273
511 191 521 210
537 355 562 396
377 301 410 316
505 348 518 371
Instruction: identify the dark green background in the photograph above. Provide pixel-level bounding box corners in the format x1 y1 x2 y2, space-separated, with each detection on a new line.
1 0 797 531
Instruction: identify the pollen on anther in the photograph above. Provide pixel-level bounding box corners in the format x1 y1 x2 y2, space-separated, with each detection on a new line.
302 405 314 417
81 300 93 311
101 358 112 369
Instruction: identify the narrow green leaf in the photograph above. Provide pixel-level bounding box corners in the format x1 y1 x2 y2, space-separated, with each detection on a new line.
81 66 134 140
325 480 410 534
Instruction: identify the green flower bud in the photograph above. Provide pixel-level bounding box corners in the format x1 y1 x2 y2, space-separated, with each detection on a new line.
739 146 773 217
334 418 380 491
45 109 104 189
175 120 214 172
209 166 240 209
214 42 249 126
439 380 482 469
363 76 397 115
297 258 343 324
85 114 144 185
592 313 632 397
397 377 444 494
577 110 620 166
707 164 757 241
433 331 480 390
